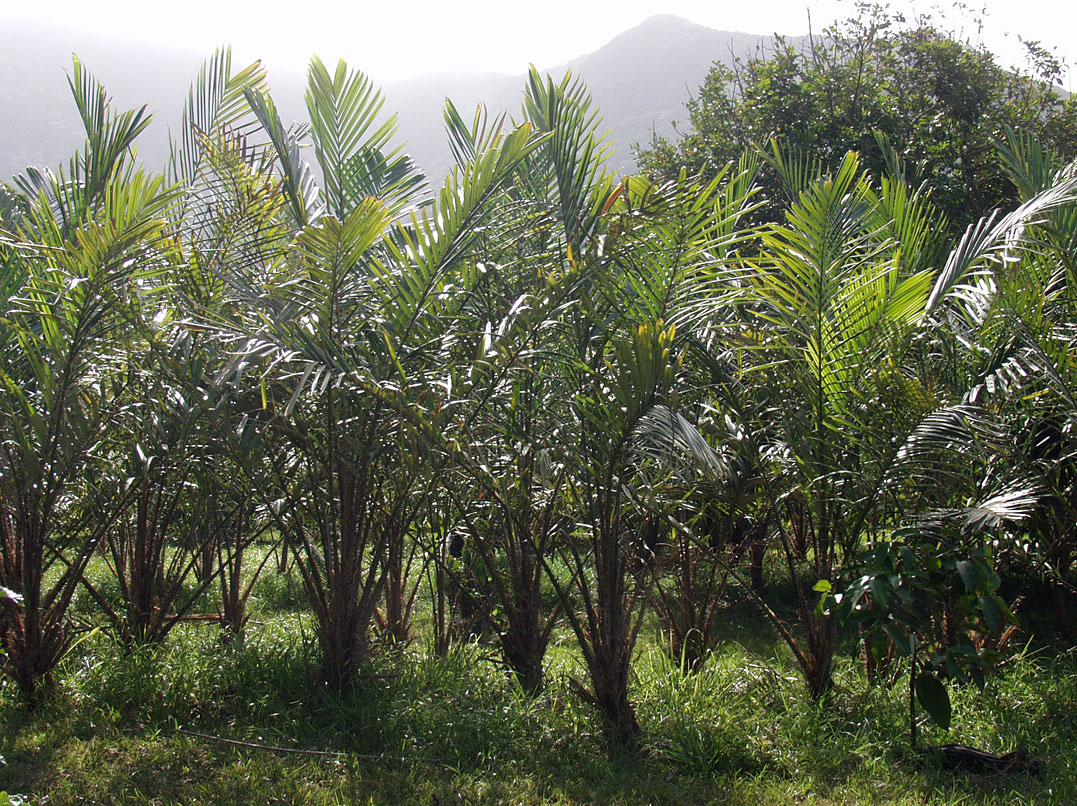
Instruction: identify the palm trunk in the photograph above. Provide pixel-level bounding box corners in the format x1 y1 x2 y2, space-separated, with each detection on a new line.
590 656 640 745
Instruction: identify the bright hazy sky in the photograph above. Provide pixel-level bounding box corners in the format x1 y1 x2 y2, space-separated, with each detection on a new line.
4 0 1075 86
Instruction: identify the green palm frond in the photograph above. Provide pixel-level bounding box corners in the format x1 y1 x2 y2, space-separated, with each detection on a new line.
523 67 613 252
13 57 152 234
66 56 153 214
887 403 1006 498
867 173 948 274
760 138 823 207
744 151 930 418
376 123 539 346
995 129 1077 289
926 175 1077 319
633 403 727 479
601 163 760 332
244 88 318 226
917 480 1042 534
168 48 268 189
872 129 929 191
184 129 287 287
443 100 507 168
995 127 1059 201
570 321 680 468
305 57 425 220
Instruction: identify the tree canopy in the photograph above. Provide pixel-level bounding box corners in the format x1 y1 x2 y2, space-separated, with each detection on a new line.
635 5 1077 229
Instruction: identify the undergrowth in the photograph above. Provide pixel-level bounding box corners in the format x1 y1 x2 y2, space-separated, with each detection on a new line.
1 561 1074 805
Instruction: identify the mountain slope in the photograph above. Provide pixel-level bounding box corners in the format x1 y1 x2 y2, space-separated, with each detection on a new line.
1 15 793 184
0 20 205 182
388 15 801 180
564 15 796 168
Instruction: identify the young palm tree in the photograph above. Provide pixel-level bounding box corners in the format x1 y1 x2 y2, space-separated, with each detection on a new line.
506 68 761 740
423 96 599 693
699 151 941 697
210 58 539 689
947 131 1077 636
67 50 286 647
0 59 173 699
692 145 1077 698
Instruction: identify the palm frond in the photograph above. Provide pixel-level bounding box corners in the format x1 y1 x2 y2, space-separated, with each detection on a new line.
443 99 507 168
926 175 1077 319
523 67 613 251
168 48 268 189
244 88 319 226
305 58 426 220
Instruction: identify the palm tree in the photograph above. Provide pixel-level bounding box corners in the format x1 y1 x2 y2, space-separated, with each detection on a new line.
209 57 539 689
160 49 282 643
0 59 173 699
65 50 285 647
697 151 943 697
949 131 1077 636
690 143 1077 699
510 68 759 740
422 94 609 693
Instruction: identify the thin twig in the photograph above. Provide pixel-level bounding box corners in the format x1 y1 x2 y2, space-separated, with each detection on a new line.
174 727 430 764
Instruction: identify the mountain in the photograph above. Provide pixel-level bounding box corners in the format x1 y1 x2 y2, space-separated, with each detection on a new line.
0 15 795 184
0 20 202 182
383 15 803 180
563 15 799 171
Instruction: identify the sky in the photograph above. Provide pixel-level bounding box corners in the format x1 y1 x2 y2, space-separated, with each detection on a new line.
3 0 1075 87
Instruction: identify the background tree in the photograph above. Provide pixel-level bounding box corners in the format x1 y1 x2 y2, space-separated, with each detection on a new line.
636 4 1077 230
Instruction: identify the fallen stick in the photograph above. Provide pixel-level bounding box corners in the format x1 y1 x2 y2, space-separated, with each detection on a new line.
919 744 1042 775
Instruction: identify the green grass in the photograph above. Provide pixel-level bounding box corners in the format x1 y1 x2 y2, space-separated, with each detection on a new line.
1 557 1075 805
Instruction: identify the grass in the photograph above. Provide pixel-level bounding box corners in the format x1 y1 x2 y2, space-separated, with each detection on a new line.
1 551 1075 804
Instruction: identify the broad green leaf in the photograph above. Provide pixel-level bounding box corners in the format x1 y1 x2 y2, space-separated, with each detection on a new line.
882 622 912 656
915 672 952 730
979 596 1002 633
956 559 979 592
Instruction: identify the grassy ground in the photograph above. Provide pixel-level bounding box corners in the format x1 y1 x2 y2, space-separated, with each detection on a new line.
1 552 1075 804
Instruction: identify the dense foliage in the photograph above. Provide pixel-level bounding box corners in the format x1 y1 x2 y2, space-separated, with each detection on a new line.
635 5 1077 229
1 28 1075 797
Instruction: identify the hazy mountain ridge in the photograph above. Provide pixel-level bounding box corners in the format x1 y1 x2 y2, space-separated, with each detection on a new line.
0 15 795 184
